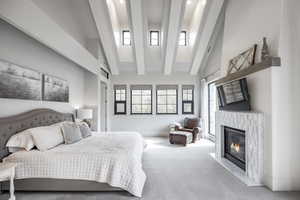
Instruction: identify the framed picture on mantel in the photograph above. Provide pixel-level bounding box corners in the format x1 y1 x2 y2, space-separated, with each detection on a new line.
227 44 257 75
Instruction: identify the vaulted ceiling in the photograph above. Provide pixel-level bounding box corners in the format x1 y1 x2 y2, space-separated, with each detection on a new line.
0 0 224 76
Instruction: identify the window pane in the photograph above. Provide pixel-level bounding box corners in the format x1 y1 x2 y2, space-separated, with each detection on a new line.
167 96 177 104
142 90 151 95
167 105 176 113
132 90 141 95
157 105 167 113
157 95 167 104
183 93 187 101
142 105 151 113
167 89 176 95
142 95 151 104
120 94 126 101
183 103 192 113
132 95 141 104
150 31 159 46
187 94 193 101
157 90 167 95
116 103 125 113
132 105 141 113
123 31 131 45
178 31 186 46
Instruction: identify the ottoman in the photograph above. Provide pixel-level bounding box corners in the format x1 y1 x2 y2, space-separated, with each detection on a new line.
169 131 193 146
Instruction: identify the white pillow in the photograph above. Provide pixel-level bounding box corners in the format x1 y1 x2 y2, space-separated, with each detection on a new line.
8 147 26 153
31 125 64 151
6 129 35 151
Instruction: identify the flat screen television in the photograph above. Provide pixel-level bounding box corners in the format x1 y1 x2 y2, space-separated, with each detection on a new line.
217 78 251 111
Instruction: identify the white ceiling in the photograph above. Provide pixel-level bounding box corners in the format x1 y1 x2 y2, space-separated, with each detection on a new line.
32 0 99 54
24 0 222 75
144 0 165 27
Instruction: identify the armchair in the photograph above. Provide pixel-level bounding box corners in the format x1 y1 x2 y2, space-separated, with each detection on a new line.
174 117 202 143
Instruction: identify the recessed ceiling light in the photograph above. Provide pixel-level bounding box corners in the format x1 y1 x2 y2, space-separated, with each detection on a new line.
201 0 206 6
187 0 192 5
120 0 125 4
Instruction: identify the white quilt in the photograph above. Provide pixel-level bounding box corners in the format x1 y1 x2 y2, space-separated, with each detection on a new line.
3 132 146 197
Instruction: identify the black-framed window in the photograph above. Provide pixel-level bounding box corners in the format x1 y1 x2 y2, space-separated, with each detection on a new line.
114 85 127 115
182 85 194 114
150 30 159 46
122 30 131 46
208 83 217 138
156 85 178 114
178 30 187 46
131 85 152 114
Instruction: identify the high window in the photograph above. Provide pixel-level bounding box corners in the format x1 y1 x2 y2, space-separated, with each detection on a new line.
156 85 178 114
182 85 194 114
122 30 131 46
150 30 159 46
178 31 187 46
131 85 152 114
114 85 127 115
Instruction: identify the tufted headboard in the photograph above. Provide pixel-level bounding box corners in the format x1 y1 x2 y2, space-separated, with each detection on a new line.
0 109 75 160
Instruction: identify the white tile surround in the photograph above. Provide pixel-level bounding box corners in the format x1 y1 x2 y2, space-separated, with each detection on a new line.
214 110 264 186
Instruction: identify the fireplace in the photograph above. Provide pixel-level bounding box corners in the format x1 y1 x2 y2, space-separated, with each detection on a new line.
224 126 246 171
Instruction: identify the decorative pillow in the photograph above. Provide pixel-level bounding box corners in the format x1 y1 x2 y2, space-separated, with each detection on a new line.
31 125 64 151
6 129 35 151
77 122 92 138
61 123 82 144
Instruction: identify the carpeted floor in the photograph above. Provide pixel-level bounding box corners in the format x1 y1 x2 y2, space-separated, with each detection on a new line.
1 137 299 200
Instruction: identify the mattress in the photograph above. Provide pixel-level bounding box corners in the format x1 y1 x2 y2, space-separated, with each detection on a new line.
3 132 146 197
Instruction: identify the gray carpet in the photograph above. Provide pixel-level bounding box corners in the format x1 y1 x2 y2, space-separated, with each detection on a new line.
1 137 299 200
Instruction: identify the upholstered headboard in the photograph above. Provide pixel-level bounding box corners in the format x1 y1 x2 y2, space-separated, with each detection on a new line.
0 109 75 160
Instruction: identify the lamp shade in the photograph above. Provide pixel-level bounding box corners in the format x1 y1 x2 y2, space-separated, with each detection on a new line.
77 109 93 119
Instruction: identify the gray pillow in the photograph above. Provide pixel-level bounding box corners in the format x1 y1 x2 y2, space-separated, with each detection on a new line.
78 122 92 138
61 123 82 144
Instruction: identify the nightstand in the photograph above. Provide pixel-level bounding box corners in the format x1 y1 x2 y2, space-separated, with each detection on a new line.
0 163 17 200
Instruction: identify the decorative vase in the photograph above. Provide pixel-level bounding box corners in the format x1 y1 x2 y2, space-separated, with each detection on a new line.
261 37 270 61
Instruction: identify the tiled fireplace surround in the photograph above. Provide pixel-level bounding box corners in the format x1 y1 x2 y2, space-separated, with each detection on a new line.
215 110 264 186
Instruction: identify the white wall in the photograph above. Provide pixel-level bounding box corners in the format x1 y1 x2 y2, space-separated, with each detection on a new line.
110 73 200 136
220 0 300 191
272 0 300 190
83 71 99 131
0 18 86 117
222 0 281 190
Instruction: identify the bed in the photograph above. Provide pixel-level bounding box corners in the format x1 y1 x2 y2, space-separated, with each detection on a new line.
0 109 146 197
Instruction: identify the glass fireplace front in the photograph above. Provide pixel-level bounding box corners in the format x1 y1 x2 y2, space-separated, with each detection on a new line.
224 126 246 171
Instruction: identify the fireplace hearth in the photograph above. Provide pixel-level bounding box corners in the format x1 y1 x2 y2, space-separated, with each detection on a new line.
215 111 263 185
224 126 246 170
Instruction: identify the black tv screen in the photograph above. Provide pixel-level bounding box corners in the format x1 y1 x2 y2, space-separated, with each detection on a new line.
217 78 251 111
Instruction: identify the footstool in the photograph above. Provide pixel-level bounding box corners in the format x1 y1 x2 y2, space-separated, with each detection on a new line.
169 131 193 146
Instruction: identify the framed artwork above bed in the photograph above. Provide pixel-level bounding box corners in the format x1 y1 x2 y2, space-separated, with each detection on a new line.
43 74 69 102
0 59 70 103
0 59 42 100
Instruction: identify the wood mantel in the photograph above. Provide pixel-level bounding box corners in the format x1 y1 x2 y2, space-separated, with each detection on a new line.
214 57 281 85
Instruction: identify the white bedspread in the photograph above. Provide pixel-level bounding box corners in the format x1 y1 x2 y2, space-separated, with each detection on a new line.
3 132 146 197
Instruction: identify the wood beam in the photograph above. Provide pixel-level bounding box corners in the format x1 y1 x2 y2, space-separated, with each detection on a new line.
164 0 186 75
89 0 120 75
0 0 99 74
128 0 146 75
190 0 224 75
